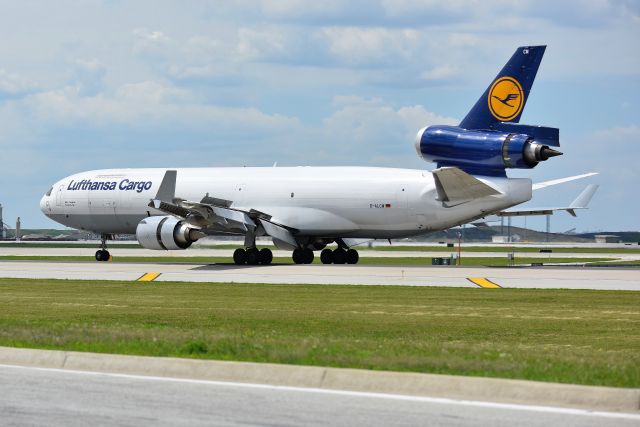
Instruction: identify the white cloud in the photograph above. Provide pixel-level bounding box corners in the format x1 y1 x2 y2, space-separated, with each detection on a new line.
132 28 172 58
237 27 290 61
323 96 457 158
421 65 460 81
380 0 473 18
73 58 106 95
321 27 420 66
20 81 301 138
0 69 38 95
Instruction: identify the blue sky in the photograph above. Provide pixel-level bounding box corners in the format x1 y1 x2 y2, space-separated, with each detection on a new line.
0 0 638 233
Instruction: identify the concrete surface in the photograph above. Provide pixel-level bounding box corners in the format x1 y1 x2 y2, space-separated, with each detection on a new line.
1 245 639 261
4 365 640 427
0 259 639 290
0 346 638 421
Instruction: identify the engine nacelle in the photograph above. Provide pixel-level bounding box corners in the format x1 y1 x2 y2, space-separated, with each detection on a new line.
136 216 202 250
415 125 561 175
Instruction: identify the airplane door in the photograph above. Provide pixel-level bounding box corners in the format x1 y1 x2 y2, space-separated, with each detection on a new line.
55 184 64 207
88 194 119 231
395 185 409 223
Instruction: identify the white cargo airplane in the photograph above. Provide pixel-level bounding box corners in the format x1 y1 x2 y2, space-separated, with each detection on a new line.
40 46 596 264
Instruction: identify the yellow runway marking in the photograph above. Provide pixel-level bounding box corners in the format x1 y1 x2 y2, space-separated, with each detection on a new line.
137 272 161 282
468 277 501 288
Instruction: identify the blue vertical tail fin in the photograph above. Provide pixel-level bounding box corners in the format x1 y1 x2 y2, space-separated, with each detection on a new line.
459 45 546 130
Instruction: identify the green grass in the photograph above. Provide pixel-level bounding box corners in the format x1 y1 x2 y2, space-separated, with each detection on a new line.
0 255 616 266
0 278 638 387
590 260 640 266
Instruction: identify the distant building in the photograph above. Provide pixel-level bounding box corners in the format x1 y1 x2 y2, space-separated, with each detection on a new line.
595 234 621 244
492 235 521 243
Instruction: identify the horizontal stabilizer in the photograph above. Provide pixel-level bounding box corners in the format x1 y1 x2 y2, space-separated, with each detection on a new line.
533 172 598 190
497 184 599 218
432 167 501 207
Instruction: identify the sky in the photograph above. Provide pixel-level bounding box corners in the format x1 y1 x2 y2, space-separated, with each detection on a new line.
0 0 638 233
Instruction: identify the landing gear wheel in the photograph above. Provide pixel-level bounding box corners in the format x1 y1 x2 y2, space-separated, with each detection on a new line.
302 248 314 264
233 248 247 265
96 234 111 262
95 250 110 262
246 248 260 265
346 249 359 264
292 248 304 264
332 248 346 264
320 249 333 264
259 248 273 265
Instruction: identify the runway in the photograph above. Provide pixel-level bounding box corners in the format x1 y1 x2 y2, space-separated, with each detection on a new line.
2 364 637 427
2 245 639 261
1 259 639 290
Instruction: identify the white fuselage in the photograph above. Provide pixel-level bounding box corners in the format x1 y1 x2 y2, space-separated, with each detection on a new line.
40 166 532 239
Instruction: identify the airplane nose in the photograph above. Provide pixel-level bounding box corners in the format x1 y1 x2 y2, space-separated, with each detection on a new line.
39 195 47 214
40 188 53 216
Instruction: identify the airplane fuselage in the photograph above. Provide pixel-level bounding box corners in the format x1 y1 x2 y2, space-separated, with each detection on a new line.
41 166 531 239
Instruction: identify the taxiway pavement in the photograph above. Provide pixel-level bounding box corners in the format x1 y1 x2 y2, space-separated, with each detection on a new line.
1 245 639 261
0 259 639 290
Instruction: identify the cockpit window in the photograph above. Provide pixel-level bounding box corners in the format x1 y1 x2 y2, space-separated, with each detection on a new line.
45 187 53 196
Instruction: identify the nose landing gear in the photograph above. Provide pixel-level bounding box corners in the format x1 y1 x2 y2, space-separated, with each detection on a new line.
95 235 111 262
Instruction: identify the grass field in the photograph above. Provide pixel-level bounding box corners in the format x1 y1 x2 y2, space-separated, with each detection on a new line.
0 278 638 388
0 255 616 266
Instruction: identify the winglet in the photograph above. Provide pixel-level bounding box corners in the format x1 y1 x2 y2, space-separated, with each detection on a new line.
569 184 599 209
154 170 177 202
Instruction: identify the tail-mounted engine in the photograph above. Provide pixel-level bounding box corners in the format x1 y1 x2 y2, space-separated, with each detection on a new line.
136 215 204 250
415 124 562 176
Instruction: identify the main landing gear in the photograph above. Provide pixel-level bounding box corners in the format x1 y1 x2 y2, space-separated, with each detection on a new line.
233 247 273 265
318 248 359 265
292 248 314 264
292 245 360 265
95 235 111 262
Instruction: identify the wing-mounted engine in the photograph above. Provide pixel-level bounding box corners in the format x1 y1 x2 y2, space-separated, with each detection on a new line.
136 215 204 250
415 125 562 176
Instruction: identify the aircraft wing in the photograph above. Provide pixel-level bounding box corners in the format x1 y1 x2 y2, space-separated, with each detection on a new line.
149 170 299 247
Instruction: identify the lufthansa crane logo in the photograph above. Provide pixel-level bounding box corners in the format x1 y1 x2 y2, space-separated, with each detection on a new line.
488 76 524 121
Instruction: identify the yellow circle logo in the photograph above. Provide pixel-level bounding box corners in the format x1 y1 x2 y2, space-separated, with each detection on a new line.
487 76 524 121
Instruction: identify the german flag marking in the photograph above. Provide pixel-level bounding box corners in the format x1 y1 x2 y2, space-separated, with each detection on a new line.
468 277 501 288
137 272 161 282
